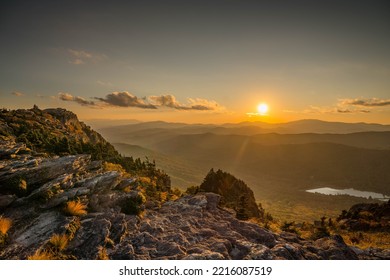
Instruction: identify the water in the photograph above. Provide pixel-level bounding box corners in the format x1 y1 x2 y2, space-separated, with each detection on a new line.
306 187 389 201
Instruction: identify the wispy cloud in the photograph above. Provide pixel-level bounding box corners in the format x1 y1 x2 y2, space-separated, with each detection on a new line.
336 108 370 114
11 91 24 97
95 92 157 109
339 98 390 107
287 96 390 115
58 92 98 107
68 49 106 65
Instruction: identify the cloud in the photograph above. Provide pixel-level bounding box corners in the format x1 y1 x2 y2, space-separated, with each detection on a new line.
58 90 223 111
11 91 24 96
68 49 106 65
149 94 221 110
95 92 157 109
58 92 97 107
284 104 371 115
339 98 390 107
337 108 370 114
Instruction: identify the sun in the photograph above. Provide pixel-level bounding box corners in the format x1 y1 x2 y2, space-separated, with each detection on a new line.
257 103 268 115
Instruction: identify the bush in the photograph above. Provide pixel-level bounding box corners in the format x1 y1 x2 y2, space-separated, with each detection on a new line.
310 226 330 240
281 221 299 234
185 186 200 195
121 193 146 215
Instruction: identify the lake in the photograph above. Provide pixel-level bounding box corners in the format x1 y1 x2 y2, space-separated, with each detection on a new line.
306 187 389 201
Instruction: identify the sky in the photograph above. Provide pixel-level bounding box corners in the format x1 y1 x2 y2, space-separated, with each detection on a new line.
1 0 390 124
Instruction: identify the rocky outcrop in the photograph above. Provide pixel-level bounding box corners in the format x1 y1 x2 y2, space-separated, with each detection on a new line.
199 169 263 220
1 139 386 260
337 200 390 231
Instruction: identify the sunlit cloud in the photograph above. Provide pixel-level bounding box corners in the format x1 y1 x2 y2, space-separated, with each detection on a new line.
58 92 98 107
337 108 370 114
57 90 224 111
149 94 222 111
11 91 24 97
188 97 223 111
339 98 390 107
95 91 157 109
68 49 107 65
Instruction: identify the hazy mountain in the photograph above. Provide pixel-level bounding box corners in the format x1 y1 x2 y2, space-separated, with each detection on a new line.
98 119 390 142
98 119 390 152
83 118 141 129
99 119 390 223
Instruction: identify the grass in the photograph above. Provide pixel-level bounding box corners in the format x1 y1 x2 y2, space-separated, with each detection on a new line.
0 217 12 235
339 231 390 250
27 249 56 260
64 200 87 216
49 234 68 251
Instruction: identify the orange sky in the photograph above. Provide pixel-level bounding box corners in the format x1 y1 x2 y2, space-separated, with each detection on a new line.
1 1 389 124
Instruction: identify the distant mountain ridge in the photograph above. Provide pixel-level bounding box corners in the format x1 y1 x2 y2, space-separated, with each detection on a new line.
97 118 390 137
98 117 390 223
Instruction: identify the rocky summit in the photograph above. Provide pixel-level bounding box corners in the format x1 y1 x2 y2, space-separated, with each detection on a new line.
0 107 389 260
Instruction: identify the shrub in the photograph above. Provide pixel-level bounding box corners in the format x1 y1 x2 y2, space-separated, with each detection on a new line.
7 177 27 196
64 200 87 216
121 193 146 215
281 221 299 234
49 234 68 251
0 217 12 235
102 162 126 174
185 185 200 195
310 226 330 240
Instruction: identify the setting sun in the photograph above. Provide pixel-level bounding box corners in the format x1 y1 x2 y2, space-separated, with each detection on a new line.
257 103 269 115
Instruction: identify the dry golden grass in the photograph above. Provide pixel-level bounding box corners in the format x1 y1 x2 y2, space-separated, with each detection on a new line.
341 231 390 250
123 186 132 193
0 217 12 235
49 234 68 251
97 246 109 260
64 200 87 216
27 249 56 260
102 162 126 174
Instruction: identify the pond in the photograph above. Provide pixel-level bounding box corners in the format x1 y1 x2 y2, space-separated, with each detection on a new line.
306 187 389 201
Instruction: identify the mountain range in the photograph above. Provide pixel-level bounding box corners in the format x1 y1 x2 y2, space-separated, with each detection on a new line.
0 107 389 260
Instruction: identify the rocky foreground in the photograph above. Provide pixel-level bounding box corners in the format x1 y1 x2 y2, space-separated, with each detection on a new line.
1 139 389 260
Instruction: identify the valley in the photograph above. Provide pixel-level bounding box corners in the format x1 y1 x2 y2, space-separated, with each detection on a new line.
98 120 390 223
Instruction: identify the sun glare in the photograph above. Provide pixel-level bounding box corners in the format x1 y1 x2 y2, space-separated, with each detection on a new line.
257 103 268 115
